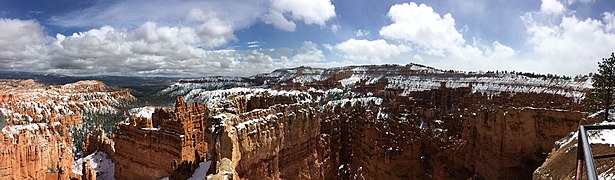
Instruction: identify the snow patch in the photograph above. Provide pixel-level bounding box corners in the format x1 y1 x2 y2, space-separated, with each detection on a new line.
72 151 114 180
187 161 211 180
128 106 156 120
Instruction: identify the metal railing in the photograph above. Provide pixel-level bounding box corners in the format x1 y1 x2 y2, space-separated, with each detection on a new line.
576 124 615 180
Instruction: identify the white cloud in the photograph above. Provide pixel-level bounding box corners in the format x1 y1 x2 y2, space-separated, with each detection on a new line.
373 3 519 71
292 41 325 63
379 2 464 55
541 0 565 15
264 10 297 31
521 13 615 75
0 19 48 70
51 0 335 33
335 39 409 62
264 0 336 32
354 29 369 37
605 12 615 32
50 0 262 30
331 24 340 33
186 9 237 48
270 0 336 26
0 18 347 77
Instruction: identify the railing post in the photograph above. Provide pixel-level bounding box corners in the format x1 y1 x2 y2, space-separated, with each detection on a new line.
576 129 583 180
579 126 598 180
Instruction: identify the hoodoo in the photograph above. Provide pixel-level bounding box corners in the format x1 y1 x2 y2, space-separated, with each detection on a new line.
114 64 602 179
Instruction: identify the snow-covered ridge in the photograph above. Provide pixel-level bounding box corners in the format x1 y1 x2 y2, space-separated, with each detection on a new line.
184 87 312 108
325 97 383 108
163 64 591 101
159 81 251 97
1 122 63 139
0 79 136 125
128 106 156 120
383 74 590 99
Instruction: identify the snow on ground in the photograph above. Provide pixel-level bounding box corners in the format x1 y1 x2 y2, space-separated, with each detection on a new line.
184 87 312 106
1 123 42 139
325 97 383 108
600 168 615 180
73 151 114 180
187 161 211 180
128 106 156 119
555 121 615 149
588 121 615 146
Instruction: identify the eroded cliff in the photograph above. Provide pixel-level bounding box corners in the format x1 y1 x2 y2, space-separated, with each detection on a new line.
112 64 597 179
0 79 136 180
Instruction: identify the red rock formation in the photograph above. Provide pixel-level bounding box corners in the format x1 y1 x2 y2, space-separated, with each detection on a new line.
114 97 209 179
114 84 592 179
82 159 96 180
0 79 136 180
114 64 595 179
83 128 115 158
0 123 75 179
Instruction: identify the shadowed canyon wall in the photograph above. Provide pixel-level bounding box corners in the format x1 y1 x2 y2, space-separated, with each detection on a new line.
115 83 590 179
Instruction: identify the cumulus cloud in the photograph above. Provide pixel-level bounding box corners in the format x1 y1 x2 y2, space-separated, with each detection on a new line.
0 19 48 70
264 10 297 31
264 0 336 32
370 2 518 71
186 9 237 48
521 13 615 75
269 0 336 26
0 18 343 77
541 0 565 15
292 41 325 63
335 39 409 63
379 2 464 55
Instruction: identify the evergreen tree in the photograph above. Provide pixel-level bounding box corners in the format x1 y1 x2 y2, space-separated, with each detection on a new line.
588 52 615 121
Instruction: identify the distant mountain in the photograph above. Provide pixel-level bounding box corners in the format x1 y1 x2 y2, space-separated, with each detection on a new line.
0 71 182 95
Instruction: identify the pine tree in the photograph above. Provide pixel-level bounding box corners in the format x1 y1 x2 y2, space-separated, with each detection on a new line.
588 52 615 121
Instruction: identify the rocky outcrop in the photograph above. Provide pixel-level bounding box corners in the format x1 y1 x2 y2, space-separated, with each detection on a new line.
113 97 209 179
115 64 595 179
114 88 590 179
82 160 96 180
0 79 135 126
83 128 115 158
0 79 136 180
0 123 74 179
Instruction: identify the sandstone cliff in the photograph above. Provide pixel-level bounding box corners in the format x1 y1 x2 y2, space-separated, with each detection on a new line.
112 64 595 179
0 79 136 180
0 123 74 179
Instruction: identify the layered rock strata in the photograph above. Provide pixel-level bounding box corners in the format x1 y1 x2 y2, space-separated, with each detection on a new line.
0 123 75 179
116 87 591 179
116 64 595 179
0 79 135 180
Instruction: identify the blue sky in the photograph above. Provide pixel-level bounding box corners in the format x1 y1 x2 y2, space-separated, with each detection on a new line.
0 0 614 77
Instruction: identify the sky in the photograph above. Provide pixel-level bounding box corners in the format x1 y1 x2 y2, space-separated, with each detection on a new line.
0 0 614 77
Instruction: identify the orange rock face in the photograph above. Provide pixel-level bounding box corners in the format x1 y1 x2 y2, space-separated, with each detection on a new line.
114 64 595 179
0 79 136 180
83 128 115 158
0 123 74 179
114 97 210 179
114 88 590 179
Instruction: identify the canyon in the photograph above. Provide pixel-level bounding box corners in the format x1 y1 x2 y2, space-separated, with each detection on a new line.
0 79 135 179
1 64 611 179
115 64 603 179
